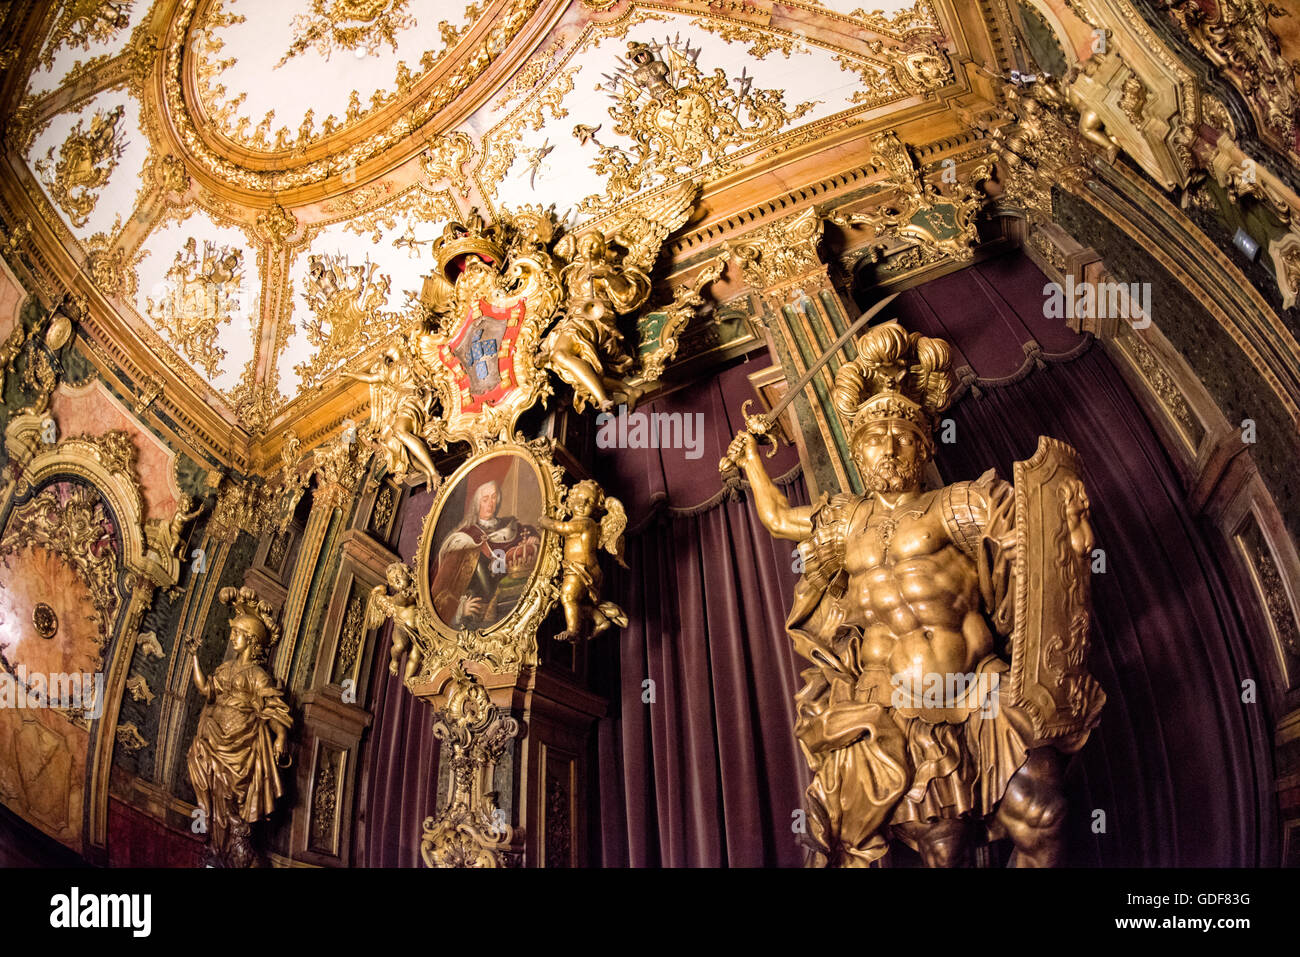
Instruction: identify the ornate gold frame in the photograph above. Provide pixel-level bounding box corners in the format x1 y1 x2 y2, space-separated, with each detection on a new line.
412 438 564 676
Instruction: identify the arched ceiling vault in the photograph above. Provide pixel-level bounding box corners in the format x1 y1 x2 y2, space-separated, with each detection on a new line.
0 0 1061 472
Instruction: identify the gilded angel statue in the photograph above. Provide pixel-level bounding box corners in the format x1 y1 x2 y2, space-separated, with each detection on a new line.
146 493 204 563
366 561 423 683
538 480 629 641
341 346 440 491
543 184 698 413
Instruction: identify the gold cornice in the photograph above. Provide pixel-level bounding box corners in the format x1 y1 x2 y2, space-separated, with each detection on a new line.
1075 166 1300 430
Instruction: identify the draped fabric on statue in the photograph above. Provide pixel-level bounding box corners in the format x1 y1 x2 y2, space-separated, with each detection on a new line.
354 486 442 868
590 360 812 866
894 255 1276 865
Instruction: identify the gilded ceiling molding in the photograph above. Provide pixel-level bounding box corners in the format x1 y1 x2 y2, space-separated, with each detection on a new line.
160 0 551 193
1155 0 1299 158
192 0 492 154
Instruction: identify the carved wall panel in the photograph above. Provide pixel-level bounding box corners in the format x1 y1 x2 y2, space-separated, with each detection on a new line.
0 480 120 851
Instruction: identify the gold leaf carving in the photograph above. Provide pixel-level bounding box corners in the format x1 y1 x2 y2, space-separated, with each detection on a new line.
40 0 133 70
577 38 816 210
145 239 247 378
34 105 129 229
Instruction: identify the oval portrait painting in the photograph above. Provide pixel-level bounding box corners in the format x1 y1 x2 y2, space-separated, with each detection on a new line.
427 449 544 632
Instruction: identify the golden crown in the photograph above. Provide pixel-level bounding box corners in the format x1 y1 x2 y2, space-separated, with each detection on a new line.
434 213 505 281
832 321 956 441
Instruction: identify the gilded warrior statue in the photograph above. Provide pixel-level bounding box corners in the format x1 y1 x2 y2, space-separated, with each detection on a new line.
185 586 293 868
722 321 1104 867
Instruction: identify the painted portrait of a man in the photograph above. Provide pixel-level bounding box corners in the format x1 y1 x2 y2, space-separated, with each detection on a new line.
429 468 541 631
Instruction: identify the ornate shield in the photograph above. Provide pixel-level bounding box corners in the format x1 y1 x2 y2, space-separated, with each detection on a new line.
445 300 523 411
1006 436 1106 751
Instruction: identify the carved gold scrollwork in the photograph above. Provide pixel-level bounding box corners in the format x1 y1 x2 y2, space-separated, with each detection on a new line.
34 105 129 229
420 666 520 868
828 133 991 262
4 414 179 586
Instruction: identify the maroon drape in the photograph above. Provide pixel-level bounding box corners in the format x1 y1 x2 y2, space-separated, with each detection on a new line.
354 486 442 868
591 359 811 866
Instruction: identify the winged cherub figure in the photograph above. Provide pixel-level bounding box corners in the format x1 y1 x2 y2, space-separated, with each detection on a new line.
545 230 651 413
538 480 629 641
542 183 700 413
366 561 423 683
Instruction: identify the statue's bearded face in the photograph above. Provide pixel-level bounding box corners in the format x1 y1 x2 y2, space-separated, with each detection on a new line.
854 420 929 493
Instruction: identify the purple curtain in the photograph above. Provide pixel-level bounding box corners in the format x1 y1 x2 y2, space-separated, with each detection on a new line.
591 359 812 866
354 486 442 868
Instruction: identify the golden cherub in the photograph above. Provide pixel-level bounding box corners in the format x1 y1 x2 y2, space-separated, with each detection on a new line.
545 230 652 413
538 479 629 641
366 561 423 682
341 347 440 491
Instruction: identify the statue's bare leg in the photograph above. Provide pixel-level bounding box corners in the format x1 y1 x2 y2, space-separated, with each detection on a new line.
397 422 439 490
556 574 584 640
550 344 612 412
895 818 969 867
995 747 1067 867
604 375 642 413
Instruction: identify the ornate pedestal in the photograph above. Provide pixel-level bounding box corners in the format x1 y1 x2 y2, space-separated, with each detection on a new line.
411 661 604 868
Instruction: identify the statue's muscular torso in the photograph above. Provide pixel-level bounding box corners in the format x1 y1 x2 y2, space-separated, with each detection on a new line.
829 481 1000 703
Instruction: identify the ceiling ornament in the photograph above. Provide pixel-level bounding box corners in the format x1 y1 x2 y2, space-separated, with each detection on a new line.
277 0 417 66
688 17 804 59
89 244 135 299
154 154 190 195
39 0 134 71
145 239 248 378
194 0 490 153
294 254 398 387
256 203 299 246
344 184 458 245
34 105 129 229
168 0 541 188
576 38 816 210
419 132 475 197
